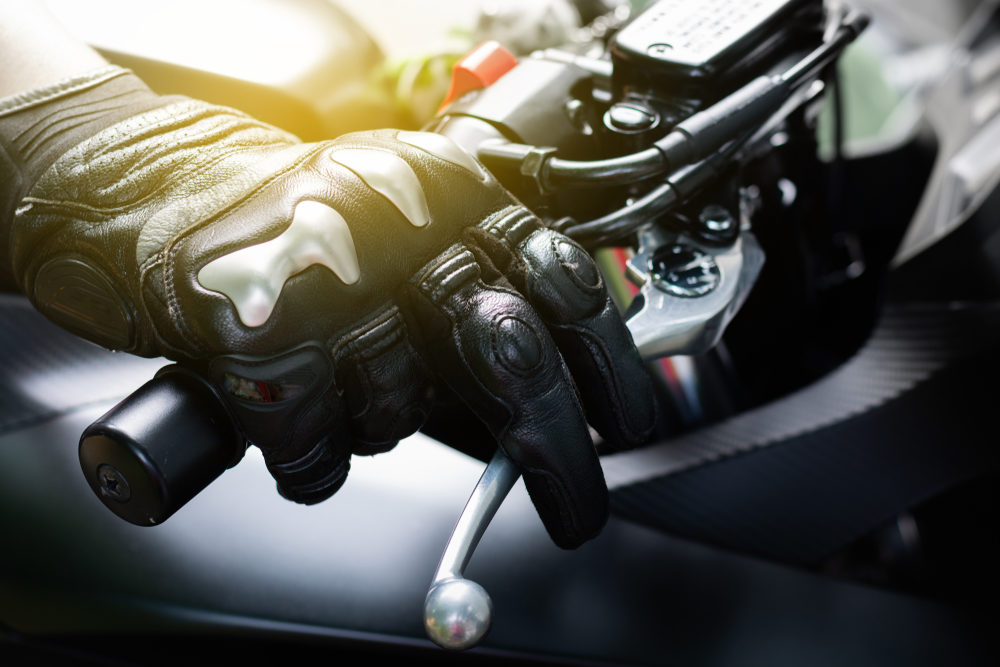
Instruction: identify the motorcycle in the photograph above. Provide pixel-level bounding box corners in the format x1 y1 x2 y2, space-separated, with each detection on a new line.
3 0 1000 664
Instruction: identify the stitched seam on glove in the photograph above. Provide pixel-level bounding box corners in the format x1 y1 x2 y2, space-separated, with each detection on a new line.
0 66 131 118
14 131 291 222
516 234 605 324
558 320 639 438
329 304 404 362
25 101 293 211
550 234 604 296
544 474 583 544
414 245 481 305
451 327 516 444
488 313 547 378
333 317 393 422
481 205 537 245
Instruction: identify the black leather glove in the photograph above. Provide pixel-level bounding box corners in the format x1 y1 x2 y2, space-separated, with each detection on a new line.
1 67 655 548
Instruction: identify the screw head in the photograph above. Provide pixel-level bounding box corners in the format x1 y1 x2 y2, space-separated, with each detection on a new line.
97 463 132 503
647 42 674 59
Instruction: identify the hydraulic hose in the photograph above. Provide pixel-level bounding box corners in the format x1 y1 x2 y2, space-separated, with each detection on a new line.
564 131 751 248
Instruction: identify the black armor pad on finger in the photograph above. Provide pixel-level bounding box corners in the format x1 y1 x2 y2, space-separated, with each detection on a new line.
403 246 608 548
469 212 658 451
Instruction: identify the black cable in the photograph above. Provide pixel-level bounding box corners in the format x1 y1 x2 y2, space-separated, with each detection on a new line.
544 147 667 190
565 180 678 248
565 132 753 248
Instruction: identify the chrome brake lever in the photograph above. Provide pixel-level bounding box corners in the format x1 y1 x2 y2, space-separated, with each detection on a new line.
423 449 519 650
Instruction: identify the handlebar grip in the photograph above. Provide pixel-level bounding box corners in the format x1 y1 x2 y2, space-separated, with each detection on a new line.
79 365 245 526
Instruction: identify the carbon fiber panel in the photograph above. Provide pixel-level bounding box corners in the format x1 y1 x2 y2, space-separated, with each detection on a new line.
605 302 1000 563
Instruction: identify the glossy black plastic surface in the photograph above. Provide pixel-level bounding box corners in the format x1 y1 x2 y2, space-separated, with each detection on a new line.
79 368 243 526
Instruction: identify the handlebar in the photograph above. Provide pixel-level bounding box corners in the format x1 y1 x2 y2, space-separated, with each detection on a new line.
78 365 244 526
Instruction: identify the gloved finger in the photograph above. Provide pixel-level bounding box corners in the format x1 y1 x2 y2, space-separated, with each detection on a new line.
466 209 656 452
402 246 608 549
332 305 435 455
418 384 498 463
209 345 353 504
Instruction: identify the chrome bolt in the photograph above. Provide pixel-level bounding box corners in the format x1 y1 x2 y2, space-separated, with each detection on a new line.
700 204 735 233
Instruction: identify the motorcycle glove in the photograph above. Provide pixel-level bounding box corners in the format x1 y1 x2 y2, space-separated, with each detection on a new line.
0 66 656 549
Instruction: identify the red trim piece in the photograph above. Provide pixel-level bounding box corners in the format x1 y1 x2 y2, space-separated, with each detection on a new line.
439 40 518 112
612 247 639 297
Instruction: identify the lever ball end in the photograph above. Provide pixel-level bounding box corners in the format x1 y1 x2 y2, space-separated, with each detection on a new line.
423 577 493 650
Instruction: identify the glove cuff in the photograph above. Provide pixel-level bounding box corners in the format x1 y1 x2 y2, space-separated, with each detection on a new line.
7 74 304 356
0 66 169 282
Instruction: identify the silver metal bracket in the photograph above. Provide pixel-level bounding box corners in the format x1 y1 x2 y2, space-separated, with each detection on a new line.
625 228 765 360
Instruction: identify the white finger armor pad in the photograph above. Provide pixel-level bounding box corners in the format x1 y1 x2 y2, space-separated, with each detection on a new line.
397 131 489 181
330 148 430 227
198 200 360 327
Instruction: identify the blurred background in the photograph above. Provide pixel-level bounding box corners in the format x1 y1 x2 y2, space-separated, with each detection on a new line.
40 0 640 138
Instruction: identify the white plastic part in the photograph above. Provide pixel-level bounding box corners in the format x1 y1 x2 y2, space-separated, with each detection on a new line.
197 200 360 327
398 131 490 181
330 148 431 227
